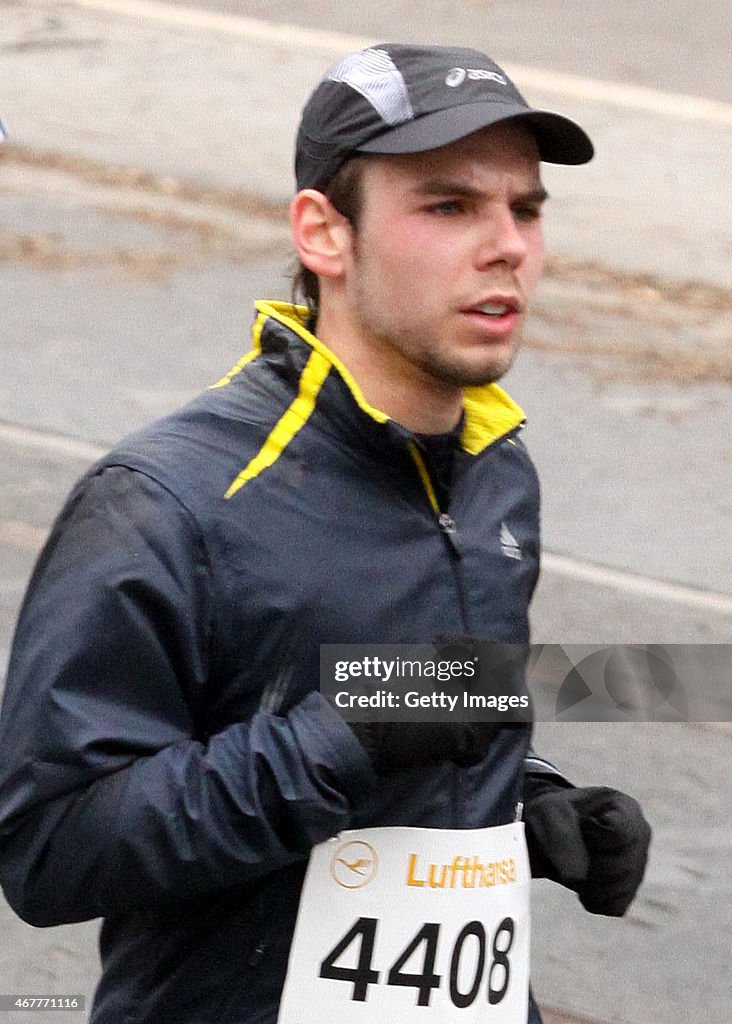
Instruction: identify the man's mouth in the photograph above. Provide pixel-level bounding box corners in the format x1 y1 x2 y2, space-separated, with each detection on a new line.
457 296 524 343
470 297 521 318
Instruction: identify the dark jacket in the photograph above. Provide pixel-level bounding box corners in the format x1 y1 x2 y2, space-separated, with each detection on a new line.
0 301 543 1023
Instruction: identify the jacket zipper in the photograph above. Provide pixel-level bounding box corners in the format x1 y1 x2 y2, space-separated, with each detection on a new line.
436 512 473 636
407 441 473 635
409 439 496 822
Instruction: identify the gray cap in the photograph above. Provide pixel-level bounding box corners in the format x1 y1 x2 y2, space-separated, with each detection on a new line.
296 43 594 191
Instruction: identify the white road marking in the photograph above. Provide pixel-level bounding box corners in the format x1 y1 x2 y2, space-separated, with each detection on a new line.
54 0 732 125
0 421 107 462
2 420 731 614
0 519 49 553
543 552 732 615
54 0 371 52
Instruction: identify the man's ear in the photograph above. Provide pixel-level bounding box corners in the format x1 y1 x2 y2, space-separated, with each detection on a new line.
290 189 352 280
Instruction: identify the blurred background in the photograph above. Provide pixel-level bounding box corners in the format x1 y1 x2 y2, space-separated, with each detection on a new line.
1 2 730 1022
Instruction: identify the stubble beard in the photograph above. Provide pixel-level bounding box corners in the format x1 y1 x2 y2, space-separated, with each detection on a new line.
350 278 520 389
348 235 523 391
413 339 519 388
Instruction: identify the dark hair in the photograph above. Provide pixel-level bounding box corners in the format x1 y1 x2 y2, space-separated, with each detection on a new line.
291 156 369 328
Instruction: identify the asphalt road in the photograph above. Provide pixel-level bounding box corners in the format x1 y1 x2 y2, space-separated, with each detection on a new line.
0 3 730 1023
170 0 732 103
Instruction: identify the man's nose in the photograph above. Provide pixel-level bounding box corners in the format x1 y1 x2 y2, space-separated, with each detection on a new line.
475 208 528 270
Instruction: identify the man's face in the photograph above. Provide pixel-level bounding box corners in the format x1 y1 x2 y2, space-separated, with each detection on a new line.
340 121 546 390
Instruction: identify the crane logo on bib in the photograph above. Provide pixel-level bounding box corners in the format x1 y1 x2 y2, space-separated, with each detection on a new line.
331 840 379 888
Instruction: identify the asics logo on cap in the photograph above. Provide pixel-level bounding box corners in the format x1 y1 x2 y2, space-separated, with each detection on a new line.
446 67 508 87
445 68 467 87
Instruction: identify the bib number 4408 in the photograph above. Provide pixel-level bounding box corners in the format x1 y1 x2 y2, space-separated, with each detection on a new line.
319 916 515 1008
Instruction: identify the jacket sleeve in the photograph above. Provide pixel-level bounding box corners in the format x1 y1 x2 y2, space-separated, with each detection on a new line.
0 466 374 927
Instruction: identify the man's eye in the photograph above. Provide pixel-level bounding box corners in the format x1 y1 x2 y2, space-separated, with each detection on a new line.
427 200 464 215
513 204 542 223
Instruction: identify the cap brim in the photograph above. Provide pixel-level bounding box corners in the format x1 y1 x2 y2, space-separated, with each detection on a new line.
356 101 593 165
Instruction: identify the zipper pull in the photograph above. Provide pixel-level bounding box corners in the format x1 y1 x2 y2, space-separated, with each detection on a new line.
438 513 456 535
438 513 462 558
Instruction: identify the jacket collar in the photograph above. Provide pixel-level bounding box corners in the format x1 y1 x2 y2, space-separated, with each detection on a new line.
250 300 526 456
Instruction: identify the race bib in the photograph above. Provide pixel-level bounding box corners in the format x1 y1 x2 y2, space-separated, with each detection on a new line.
278 823 530 1024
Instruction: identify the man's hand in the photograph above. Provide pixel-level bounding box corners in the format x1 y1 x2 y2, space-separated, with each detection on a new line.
523 780 651 916
349 721 503 774
347 639 530 774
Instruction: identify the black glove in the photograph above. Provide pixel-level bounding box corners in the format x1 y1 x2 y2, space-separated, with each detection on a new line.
523 778 651 916
349 720 504 774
